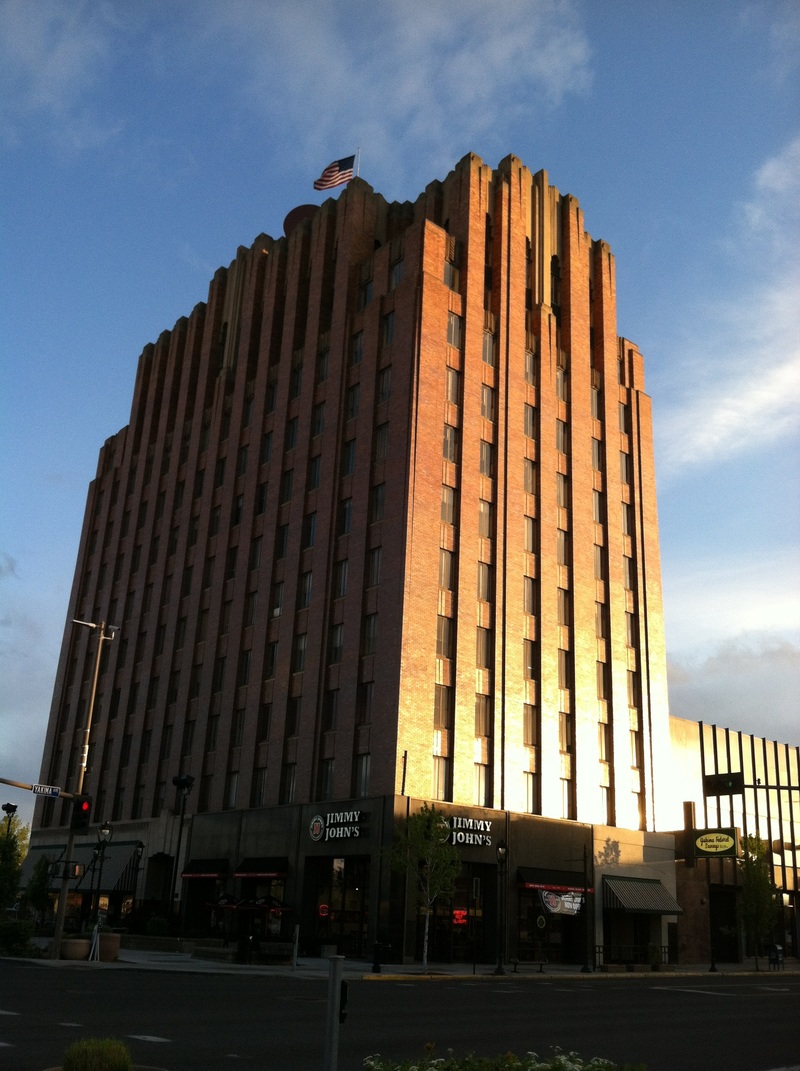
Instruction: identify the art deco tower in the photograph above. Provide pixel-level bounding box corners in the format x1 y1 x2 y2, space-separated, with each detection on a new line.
35 153 671 848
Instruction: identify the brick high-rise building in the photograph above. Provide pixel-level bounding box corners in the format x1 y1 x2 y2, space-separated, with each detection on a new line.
29 153 681 965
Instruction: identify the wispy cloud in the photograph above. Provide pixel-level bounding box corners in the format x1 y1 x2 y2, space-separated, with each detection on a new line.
655 135 800 478
0 0 124 148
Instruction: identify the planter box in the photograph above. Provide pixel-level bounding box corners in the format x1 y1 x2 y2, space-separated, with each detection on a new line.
99 932 121 962
60 938 90 960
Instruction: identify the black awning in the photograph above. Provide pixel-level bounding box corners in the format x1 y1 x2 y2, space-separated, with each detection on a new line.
234 857 289 878
603 876 683 915
517 867 590 894
74 841 143 893
182 858 229 879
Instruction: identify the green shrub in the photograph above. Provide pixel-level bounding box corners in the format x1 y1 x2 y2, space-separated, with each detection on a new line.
63 1037 132 1071
0 918 35 956
362 1048 645 1071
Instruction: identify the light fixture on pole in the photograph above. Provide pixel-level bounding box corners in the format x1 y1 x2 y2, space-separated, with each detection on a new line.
169 774 195 930
494 839 508 976
94 820 113 923
50 618 118 960
2 802 17 839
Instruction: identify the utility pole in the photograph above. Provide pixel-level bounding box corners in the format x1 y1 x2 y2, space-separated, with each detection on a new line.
50 619 117 959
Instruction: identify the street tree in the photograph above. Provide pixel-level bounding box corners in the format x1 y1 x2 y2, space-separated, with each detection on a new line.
388 802 461 969
25 854 54 930
739 834 779 969
0 813 28 911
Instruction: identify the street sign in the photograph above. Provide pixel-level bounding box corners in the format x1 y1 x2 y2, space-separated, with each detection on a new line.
32 784 61 797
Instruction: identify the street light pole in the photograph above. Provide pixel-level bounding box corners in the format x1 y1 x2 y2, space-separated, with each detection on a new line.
2 802 17 839
169 774 195 931
494 840 508 975
50 619 117 960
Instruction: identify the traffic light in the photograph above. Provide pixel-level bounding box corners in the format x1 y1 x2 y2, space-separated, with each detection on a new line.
703 772 745 796
70 794 92 831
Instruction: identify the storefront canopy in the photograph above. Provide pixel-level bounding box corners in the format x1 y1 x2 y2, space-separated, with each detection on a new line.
20 841 143 893
182 858 229 879
234 857 289 878
603 876 683 915
517 867 591 894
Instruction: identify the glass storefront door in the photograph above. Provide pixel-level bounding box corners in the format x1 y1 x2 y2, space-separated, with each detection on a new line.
305 856 370 957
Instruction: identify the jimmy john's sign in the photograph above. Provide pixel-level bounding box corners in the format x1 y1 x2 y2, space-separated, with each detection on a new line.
448 815 495 847
309 809 366 843
693 828 739 858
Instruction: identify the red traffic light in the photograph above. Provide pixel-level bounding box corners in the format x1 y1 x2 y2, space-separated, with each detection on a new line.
70 794 93 831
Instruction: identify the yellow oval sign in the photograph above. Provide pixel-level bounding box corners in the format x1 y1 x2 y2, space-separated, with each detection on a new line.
696 833 735 854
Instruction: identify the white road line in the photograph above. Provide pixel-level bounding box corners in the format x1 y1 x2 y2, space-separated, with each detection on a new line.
0 1011 20 1016
650 986 732 996
126 1034 172 1043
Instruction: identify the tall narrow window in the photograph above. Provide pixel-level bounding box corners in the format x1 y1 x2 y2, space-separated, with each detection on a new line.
480 441 494 477
479 499 493 538
447 312 463 349
443 425 459 462
345 383 360 419
481 384 496 421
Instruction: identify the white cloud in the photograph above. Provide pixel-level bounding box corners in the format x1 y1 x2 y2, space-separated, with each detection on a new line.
668 634 800 747
655 135 800 478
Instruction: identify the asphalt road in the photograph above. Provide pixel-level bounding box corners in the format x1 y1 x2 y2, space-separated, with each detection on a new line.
2 960 798 1071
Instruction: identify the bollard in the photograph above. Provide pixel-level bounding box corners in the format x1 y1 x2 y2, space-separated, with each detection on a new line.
322 955 344 1071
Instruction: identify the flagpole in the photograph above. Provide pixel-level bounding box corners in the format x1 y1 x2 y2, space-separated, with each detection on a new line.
356 147 361 178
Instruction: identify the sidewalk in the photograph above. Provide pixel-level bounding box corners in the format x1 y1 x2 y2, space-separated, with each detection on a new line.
20 942 800 981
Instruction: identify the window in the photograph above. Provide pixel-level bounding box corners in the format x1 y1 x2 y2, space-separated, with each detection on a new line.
342 438 356 475
316 348 329 384
299 571 313 608
334 559 348 598
358 277 372 310
432 755 451 801
280 469 293 504
482 331 496 366
595 603 606 640
261 431 273 464
350 331 363 366
599 720 611 762
477 561 492 602
523 458 536 494
593 489 603 523
523 575 536 615
522 634 535 676
439 549 455 590
556 473 569 508
212 656 226 694
307 455 321 491
285 413 298 449
525 515 536 553
231 707 245 747
244 591 257 626
237 650 251 687
302 507 317 544
476 626 491 668
363 613 378 655
251 767 268 807
479 499 493 538
377 366 392 403
328 623 344 664
594 544 605 580
371 483 386 524
525 349 536 386
481 384 496 421
446 366 461 405
389 258 404 289
237 444 248 477
264 641 278 679
524 404 536 439
620 451 631 484
558 649 571 692
312 402 325 437
346 384 360 419
374 423 388 462
275 524 288 559
357 680 374 725
619 402 629 434
292 633 307 673
623 555 634 590
338 498 352 535
271 581 284 617
381 311 395 346
256 482 268 515
444 258 460 291
557 588 570 627
622 503 634 536
475 693 492 736
231 494 244 526
214 457 226 488
556 420 568 454
447 311 463 349
591 387 602 419
523 704 538 747
441 485 456 524
556 366 568 402
525 771 539 815
557 528 569 565
323 689 339 731
474 762 491 807
596 660 609 700
588 439 601 473
443 424 459 462
353 753 371 797
225 546 237 580
626 611 637 647
480 440 494 477
279 763 296 804
434 684 453 728
366 547 382 587
436 616 453 659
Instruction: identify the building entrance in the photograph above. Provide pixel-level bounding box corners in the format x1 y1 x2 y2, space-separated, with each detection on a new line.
303 855 370 957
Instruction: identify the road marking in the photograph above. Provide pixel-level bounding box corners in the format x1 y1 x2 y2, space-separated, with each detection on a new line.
0 1011 20 1016
126 1034 172 1043
59 1022 83 1027
650 986 732 996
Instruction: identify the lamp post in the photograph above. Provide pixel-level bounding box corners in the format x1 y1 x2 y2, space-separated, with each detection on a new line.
2 802 17 838
50 618 117 959
93 820 113 923
169 774 195 931
494 839 508 975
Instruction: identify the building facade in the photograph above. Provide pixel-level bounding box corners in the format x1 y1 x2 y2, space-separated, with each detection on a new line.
30 153 681 964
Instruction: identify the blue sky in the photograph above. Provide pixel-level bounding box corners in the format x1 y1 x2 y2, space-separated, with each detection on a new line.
2 0 798 830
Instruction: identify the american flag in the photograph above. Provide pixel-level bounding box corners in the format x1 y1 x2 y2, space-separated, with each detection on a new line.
313 155 356 191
